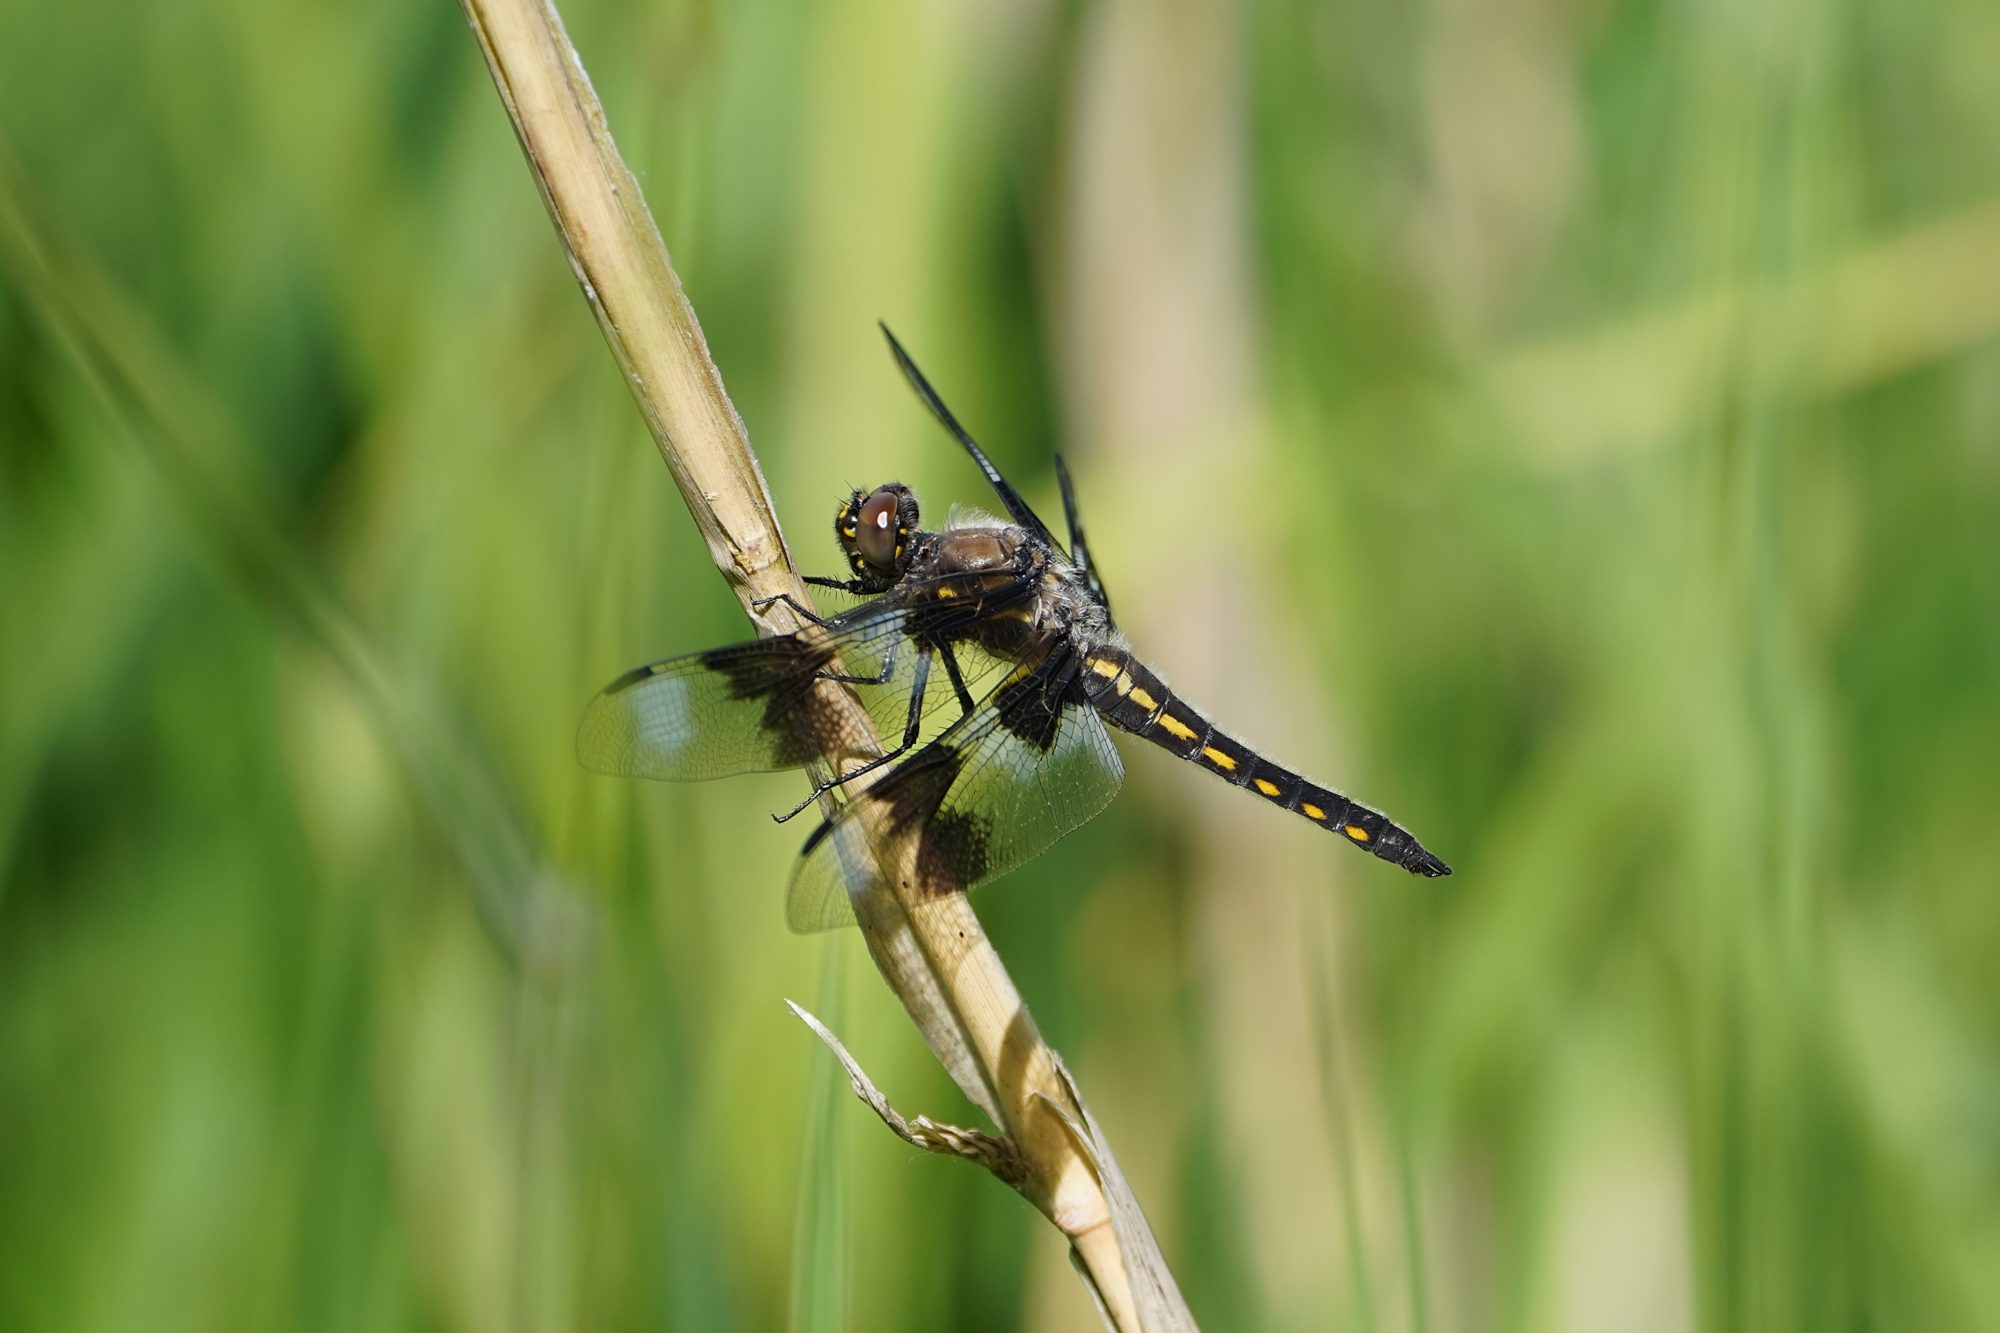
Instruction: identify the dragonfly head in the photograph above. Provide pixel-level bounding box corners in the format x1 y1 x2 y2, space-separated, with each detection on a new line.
834 483 921 591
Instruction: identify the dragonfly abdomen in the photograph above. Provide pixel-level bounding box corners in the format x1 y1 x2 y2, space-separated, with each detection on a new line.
1079 649 1451 877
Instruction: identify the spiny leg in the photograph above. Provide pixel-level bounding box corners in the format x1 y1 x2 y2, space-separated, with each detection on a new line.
749 594 899 685
771 642 933 823
750 592 833 627
803 574 874 595
815 638 898 687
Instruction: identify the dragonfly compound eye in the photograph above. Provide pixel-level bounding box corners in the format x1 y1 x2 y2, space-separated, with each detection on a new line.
855 485 913 573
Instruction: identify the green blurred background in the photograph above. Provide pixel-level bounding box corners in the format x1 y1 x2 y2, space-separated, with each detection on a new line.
5 1 1998 1329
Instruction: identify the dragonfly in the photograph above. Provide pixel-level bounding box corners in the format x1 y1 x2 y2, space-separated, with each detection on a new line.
578 326 1451 931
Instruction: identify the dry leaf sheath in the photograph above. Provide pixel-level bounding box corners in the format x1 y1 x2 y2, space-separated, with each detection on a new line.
456 0 1194 1326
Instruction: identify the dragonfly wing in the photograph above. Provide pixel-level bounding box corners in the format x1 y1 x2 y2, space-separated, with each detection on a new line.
577 606 912 782
784 650 1125 932
577 573 1030 784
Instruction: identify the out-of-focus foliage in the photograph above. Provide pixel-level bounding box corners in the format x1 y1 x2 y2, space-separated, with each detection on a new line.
4 1 1998 1330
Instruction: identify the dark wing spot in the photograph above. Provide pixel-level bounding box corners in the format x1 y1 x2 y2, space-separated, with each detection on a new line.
992 647 1086 753
917 809 991 887
701 637 841 766
877 743 960 837
993 671 1064 751
873 743 991 889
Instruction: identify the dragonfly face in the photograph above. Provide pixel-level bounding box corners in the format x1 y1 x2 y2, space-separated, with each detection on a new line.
578 325 1451 932
833 483 920 592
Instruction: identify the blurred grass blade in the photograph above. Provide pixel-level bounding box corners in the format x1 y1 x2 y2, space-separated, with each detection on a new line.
789 948 850 1333
1305 925 1378 1333
0 139 540 960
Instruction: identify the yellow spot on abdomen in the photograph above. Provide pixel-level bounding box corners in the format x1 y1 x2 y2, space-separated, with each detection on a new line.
1157 713 1198 742
1113 671 1133 696
1345 825 1370 842
935 586 957 598
1088 657 1121 680
1302 803 1326 821
1254 778 1281 798
1202 746 1237 771
1128 686 1158 711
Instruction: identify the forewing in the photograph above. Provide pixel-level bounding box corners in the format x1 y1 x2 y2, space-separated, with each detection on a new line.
785 664 1125 932
577 606 912 781
577 573 1032 784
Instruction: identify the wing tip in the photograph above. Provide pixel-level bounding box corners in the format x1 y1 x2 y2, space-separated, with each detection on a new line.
573 709 623 777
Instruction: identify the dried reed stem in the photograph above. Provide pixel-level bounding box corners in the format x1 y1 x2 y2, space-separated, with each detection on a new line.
457 1 1193 1326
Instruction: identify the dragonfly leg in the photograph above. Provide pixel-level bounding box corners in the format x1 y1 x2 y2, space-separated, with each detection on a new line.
803 574 873 595
817 638 897 686
771 643 934 823
750 592 834 627
937 641 978 718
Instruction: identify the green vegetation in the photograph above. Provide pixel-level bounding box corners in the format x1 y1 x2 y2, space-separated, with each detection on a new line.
4 1 1997 1330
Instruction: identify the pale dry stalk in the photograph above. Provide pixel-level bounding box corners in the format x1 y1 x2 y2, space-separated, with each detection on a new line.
456 0 1193 1326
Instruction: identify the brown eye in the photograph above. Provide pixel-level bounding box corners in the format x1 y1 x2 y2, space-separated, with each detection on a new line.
856 488 904 570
